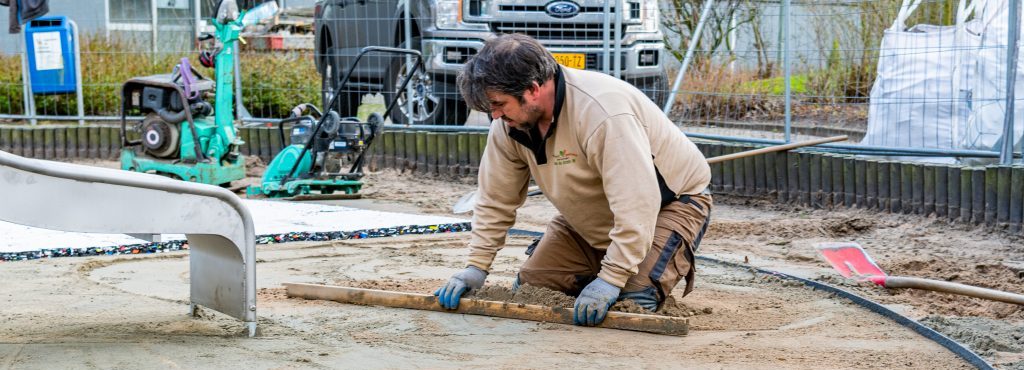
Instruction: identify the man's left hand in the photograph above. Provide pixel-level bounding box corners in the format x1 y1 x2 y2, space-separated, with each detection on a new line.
573 278 621 326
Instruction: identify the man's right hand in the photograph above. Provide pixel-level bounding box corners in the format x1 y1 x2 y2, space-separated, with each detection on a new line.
433 266 488 309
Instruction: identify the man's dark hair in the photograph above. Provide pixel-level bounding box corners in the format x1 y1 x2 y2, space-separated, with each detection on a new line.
457 34 559 113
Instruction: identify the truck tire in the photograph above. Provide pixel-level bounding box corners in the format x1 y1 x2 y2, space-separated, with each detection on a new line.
321 49 360 119
385 38 468 125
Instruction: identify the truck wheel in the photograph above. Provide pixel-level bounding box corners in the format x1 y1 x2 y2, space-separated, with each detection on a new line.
321 50 360 118
385 38 468 125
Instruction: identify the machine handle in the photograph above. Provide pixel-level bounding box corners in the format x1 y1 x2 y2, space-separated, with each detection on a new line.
330 46 423 124
295 47 424 180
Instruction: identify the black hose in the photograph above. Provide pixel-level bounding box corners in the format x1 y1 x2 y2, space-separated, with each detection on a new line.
156 107 187 124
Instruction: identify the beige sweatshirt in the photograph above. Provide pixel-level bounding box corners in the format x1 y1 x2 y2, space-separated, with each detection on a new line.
468 66 711 287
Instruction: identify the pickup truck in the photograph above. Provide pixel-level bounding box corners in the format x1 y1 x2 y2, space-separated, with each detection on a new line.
314 0 669 125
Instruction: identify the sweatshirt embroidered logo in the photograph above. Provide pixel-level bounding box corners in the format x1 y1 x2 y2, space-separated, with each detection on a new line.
552 149 578 165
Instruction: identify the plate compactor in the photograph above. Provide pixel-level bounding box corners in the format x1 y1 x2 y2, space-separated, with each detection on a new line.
246 47 424 199
119 1 248 186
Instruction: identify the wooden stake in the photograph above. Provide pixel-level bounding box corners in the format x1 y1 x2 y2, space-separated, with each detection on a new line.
284 283 689 336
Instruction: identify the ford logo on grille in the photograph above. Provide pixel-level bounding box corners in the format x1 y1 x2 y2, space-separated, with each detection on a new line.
545 1 580 18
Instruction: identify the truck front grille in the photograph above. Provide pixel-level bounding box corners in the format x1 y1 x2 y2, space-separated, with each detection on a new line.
497 5 614 13
492 22 624 41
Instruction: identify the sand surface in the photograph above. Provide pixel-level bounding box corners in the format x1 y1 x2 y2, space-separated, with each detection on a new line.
1 164 1022 369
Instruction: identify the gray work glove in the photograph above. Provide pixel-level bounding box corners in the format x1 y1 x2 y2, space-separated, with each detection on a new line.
573 277 622 326
433 266 488 310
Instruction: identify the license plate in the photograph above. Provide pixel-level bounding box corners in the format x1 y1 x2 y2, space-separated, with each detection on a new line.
552 53 585 69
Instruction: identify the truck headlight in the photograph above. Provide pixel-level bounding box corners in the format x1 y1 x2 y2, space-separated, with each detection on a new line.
435 0 462 29
435 0 489 30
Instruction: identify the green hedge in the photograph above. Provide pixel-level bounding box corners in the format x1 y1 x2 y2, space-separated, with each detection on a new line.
0 35 320 118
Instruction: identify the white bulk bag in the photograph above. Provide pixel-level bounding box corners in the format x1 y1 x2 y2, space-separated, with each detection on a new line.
961 0 1024 161
861 0 979 163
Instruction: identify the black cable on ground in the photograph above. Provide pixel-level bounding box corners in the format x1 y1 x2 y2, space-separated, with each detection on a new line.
0 222 472 262
509 228 993 370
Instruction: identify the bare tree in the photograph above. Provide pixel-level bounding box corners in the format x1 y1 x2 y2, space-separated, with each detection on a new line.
660 0 758 71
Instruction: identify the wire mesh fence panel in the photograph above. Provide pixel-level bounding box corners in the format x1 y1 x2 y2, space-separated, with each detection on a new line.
0 33 24 117
658 1 894 142
660 0 792 139
661 0 1021 163
0 0 1019 164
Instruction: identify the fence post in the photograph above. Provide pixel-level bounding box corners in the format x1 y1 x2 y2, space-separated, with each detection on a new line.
193 0 202 43
782 0 792 142
1000 0 1021 164
20 31 37 125
71 20 85 126
613 0 623 79
150 0 158 55
404 0 413 116
662 0 716 114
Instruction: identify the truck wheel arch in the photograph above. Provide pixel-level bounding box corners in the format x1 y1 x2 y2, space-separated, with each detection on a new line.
316 27 333 73
392 11 422 47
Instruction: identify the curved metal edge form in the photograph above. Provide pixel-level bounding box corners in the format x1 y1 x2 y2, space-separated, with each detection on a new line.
0 150 257 337
508 229 993 370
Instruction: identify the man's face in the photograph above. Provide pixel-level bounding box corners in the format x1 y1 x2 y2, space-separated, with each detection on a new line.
486 86 544 132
